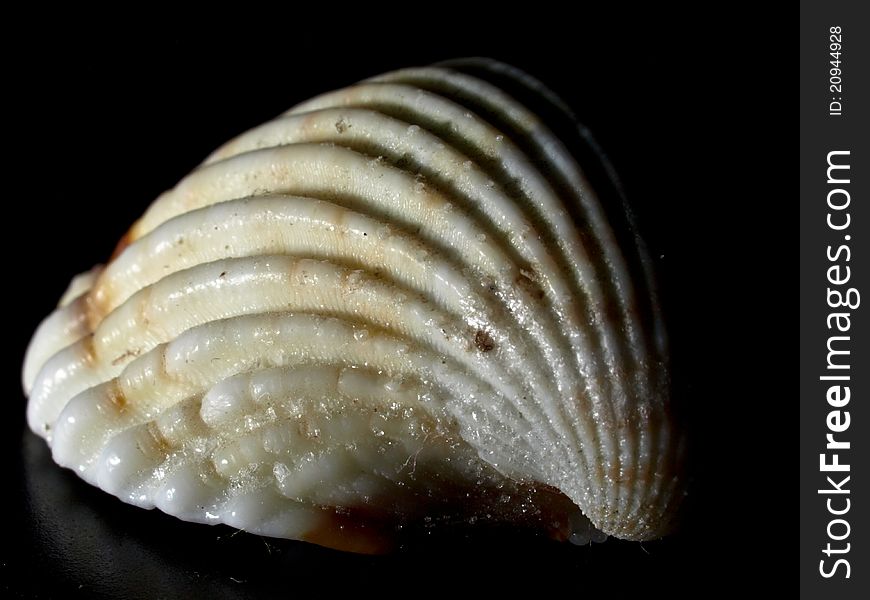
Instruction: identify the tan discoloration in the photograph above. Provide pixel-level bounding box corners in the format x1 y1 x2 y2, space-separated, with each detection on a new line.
159 345 171 381
302 509 394 554
298 110 320 137
136 284 154 329
84 287 113 333
106 380 128 412
109 228 135 262
65 296 89 333
301 480 581 554
296 416 320 440
81 335 97 366
419 188 444 212
145 420 171 455
473 329 495 353
111 348 141 366
513 267 545 301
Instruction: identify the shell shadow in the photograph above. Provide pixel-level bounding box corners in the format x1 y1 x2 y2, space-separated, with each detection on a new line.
18 428 684 598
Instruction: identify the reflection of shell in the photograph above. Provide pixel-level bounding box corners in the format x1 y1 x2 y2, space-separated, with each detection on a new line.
23 59 683 552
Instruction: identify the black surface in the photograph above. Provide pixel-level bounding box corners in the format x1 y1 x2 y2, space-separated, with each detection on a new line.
4 15 792 598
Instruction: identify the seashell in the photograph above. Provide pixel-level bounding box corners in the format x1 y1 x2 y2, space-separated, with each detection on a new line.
23 58 684 552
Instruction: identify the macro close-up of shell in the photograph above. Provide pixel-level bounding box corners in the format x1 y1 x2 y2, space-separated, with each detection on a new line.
22 58 684 553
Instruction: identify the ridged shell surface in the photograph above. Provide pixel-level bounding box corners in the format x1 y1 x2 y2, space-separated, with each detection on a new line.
23 59 684 552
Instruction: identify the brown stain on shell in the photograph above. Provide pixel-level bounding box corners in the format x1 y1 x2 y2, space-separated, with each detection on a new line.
111 348 141 366
109 228 135 262
514 268 545 301
299 480 581 554
84 286 113 333
473 329 495 353
302 508 396 554
103 379 128 414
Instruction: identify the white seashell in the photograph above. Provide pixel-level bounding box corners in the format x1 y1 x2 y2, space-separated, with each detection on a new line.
23 59 683 552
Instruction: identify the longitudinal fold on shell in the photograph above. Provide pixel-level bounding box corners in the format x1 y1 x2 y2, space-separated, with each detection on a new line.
23 58 683 552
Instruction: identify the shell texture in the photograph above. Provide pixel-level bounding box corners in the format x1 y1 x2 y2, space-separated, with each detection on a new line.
23 59 684 552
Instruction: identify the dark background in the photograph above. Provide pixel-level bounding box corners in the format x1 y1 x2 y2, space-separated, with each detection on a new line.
3 14 792 598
